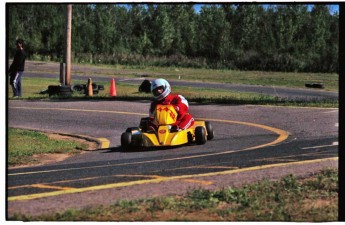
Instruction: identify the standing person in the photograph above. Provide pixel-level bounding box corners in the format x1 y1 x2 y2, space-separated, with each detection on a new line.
9 39 26 98
148 78 194 131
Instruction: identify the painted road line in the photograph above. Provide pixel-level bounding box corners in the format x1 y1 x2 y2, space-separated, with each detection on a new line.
9 174 164 190
302 142 338 150
8 157 338 201
150 165 239 173
119 78 145 82
9 107 289 145
9 106 147 116
181 179 213 185
272 86 279 96
322 110 339 113
7 106 288 198
8 176 105 190
197 117 289 149
8 108 289 177
31 184 75 191
253 149 334 163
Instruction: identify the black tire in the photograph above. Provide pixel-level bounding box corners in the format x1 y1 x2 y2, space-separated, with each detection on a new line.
48 85 72 97
48 85 60 96
305 83 324 89
71 84 84 92
195 126 207 145
126 127 141 133
121 132 132 150
205 121 214 140
92 83 98 90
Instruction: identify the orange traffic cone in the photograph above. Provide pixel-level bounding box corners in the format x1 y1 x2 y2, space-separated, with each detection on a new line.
87 78 93 97
109 78 117 96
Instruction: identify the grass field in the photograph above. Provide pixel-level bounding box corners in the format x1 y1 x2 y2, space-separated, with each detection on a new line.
26 62 339 92
8 75 338 108
8 128 87 166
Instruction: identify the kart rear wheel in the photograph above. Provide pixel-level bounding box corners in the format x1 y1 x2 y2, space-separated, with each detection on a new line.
205 121 214 140
121 132 132 150
195 126 207 145
126 127 141 133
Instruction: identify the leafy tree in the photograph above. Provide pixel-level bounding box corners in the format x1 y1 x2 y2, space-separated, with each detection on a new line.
196 5 228 61
73 5 96 54
149 5 175 55
6 3 339 72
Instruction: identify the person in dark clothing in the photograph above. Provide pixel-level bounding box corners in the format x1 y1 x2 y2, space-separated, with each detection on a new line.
9 39 26 97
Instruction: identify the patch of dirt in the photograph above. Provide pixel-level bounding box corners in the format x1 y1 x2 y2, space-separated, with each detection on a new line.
10 133 98 168
31 153 73 166
47 133 98 151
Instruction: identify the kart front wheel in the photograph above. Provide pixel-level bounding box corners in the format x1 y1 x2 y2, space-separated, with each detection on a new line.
121 132 132 150
205 121 214 140
195 126 207 145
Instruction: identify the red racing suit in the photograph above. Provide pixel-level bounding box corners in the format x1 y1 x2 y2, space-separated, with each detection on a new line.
149 94 194 130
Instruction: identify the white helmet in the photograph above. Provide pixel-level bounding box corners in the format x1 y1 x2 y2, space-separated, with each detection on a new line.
151 78 171 101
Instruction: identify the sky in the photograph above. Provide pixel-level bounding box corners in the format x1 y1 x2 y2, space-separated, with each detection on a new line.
193 4 339 15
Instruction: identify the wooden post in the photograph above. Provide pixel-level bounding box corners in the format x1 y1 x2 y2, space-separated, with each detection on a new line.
65 4 72 85
59 62 65 85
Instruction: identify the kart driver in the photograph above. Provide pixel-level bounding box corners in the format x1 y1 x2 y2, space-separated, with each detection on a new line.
149 78 194 131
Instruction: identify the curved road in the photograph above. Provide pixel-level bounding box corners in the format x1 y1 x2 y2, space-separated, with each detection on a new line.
7 62 339 216
7 100 338 216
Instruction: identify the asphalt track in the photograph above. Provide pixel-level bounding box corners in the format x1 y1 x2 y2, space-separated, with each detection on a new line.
6 64 339 216
7 100 338 208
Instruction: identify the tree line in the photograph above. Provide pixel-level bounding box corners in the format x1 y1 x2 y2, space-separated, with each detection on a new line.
7 4 339 73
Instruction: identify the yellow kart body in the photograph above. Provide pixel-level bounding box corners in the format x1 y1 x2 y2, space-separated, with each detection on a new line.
142 120 207 146
121 104 214 150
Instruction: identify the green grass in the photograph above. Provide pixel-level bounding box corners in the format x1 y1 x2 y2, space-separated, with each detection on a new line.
8 61 338 107
83 64 339 92
133 68 339 92
10 168 338 221
30 62 337 92
8 76 338 108
7 128 87 166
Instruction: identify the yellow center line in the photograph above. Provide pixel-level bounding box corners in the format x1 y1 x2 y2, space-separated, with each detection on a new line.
31 184 75 191
8 106 291 201
8 107 289 176
8 157 338 201
9 174 164 190
150 165 239 173
252 149 336 163
9 106 147 116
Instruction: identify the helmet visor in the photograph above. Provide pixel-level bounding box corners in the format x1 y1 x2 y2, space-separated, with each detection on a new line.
152 86 164 97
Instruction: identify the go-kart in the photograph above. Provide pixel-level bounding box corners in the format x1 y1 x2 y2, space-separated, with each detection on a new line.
121 104 214 150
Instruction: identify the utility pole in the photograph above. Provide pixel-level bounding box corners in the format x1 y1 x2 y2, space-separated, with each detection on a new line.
65 4 72 85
